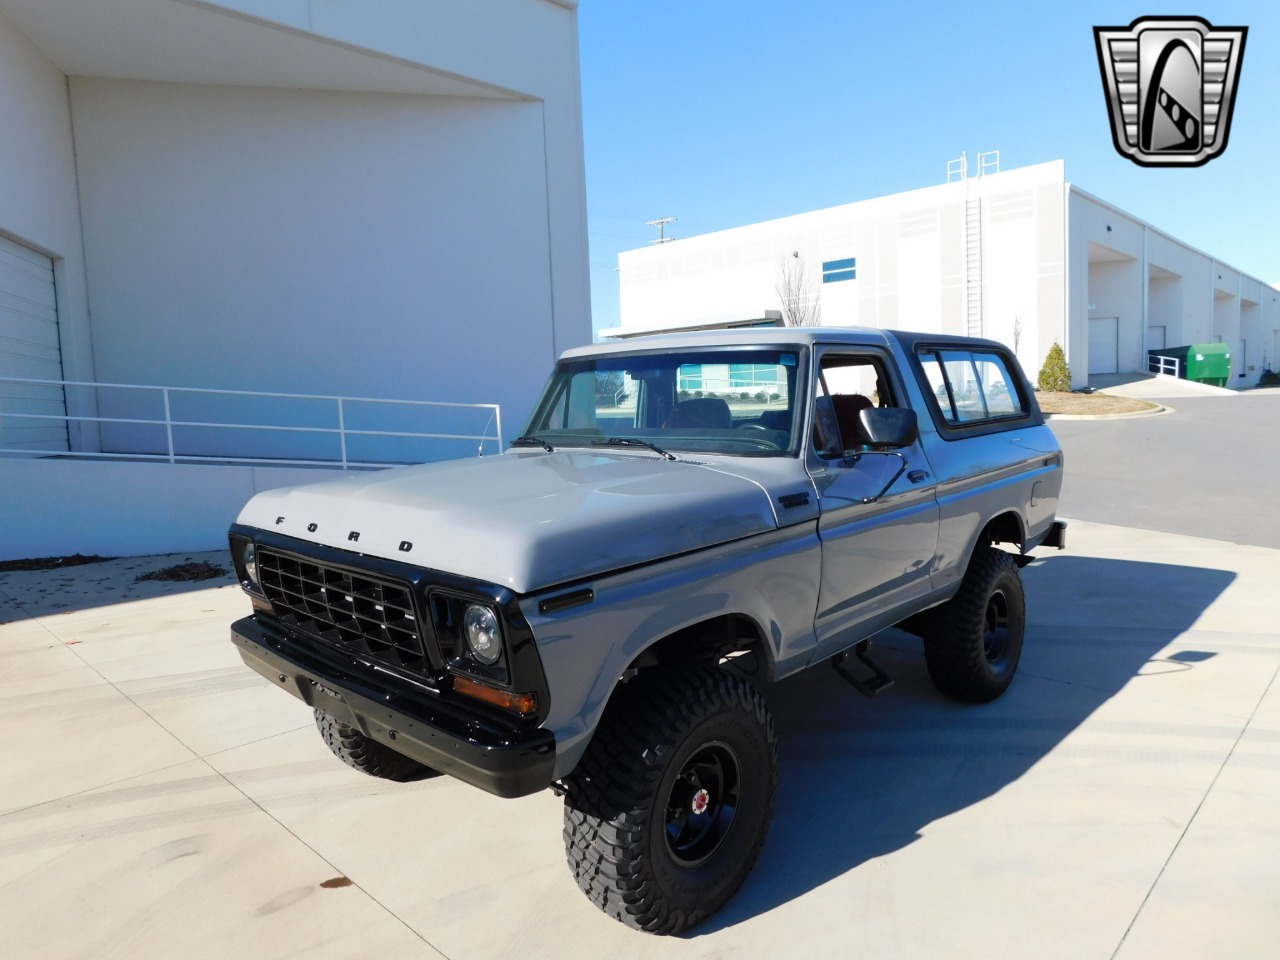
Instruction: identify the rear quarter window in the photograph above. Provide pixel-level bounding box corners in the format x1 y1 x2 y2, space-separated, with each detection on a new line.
916 346 1037 438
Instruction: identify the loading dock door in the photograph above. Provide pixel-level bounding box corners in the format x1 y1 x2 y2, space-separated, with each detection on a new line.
0 235 67 451
1089 317 1119 375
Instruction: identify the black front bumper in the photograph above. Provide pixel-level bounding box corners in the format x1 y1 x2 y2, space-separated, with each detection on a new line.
232 616 556 798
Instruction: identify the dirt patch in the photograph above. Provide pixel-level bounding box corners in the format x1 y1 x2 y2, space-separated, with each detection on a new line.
0 554 116 572
135 561 229 583
1036 392 1161 416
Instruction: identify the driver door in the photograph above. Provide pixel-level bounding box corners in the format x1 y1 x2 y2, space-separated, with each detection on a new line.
808 347 940 661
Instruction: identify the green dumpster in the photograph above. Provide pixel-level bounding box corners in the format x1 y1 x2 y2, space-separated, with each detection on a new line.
1147 343 1232 387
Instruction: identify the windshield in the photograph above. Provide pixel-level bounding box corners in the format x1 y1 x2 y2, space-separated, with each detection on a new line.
521 347 805 457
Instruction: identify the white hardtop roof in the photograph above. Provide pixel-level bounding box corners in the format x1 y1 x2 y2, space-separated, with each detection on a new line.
563 326 899 360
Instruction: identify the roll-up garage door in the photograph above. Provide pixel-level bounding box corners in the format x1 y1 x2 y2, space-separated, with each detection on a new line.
1088 317 1119 375
0 235 67 452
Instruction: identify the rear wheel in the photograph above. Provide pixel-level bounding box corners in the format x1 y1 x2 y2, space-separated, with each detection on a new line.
314 708 437 782
922 545 1025 702
563 664 778 934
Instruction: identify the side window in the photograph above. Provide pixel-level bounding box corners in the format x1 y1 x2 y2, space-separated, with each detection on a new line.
541 370 628 431
813 354 896 456
920 349 1026 426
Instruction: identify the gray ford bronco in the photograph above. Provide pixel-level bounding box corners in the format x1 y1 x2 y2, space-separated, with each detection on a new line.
228 327 1065 934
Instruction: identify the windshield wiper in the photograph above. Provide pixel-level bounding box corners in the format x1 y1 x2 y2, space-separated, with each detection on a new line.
591 437 677 461
510 435 554 452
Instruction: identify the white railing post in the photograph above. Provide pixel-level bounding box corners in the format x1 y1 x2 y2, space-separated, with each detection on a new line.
337 397 348 469
163 388 175 463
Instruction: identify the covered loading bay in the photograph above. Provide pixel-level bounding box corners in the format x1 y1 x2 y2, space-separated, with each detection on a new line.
0 234 66 452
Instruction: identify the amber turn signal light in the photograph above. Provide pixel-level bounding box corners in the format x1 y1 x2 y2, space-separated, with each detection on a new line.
452 674 538 715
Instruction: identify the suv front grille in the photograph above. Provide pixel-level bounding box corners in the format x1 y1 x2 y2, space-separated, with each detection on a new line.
258 550 430 675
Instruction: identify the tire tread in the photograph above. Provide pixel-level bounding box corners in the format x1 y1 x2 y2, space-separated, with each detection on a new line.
922 545 1025 703
562 665 778 934
314 708 433 782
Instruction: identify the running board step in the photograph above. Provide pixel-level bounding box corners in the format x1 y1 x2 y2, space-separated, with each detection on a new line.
832 639 894 697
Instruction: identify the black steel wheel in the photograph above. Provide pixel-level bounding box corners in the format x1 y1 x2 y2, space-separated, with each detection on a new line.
563 664 778 935
314 708 438 782
922 545 1026 702
663 740 741 866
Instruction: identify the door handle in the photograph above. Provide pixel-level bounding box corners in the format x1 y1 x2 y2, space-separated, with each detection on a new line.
908 470 930 483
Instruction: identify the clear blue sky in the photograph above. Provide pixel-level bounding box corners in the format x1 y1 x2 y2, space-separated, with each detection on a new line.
578 1 1278 335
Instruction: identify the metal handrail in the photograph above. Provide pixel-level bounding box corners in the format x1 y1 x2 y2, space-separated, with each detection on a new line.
0 376 503 468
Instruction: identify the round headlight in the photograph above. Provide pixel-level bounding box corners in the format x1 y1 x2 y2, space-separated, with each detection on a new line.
243 543 258 588
463 604 504 665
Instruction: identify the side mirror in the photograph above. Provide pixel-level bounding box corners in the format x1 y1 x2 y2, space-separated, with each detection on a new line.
859 407 918 448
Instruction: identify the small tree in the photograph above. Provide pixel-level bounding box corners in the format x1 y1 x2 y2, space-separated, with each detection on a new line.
595 370 625 407
1038 341 1072 392
776 254 822 327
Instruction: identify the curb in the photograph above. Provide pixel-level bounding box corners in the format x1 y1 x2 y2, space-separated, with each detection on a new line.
1044 403 1171 421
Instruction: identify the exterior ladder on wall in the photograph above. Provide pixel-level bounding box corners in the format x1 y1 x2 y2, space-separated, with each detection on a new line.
964 193 983 338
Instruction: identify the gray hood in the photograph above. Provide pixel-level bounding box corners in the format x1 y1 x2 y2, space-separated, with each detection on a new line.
237 451 780 593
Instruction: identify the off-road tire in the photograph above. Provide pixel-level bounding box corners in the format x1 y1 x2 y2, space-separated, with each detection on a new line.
314 708 436 782
562 664 779 935
922 545 1025 703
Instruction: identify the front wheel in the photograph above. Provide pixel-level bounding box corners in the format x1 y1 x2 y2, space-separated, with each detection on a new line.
922 545 1026 702
562 664 779 935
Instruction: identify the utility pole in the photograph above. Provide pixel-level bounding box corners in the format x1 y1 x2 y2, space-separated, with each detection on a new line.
646 217 676 244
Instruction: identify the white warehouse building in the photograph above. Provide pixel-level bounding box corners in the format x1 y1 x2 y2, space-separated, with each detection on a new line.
0 0 589 560
616 159 1279 389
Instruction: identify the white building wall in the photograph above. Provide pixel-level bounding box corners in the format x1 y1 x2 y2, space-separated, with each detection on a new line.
618 161 1069 379
0 458 342 559
0 0 591 559
69 78 560 434
0 8 95 398
618 160 1278 393
248 0 591 359
1067 187 1280 389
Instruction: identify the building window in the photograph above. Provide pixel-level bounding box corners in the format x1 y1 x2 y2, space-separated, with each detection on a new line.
728 363 780 389
677 367 703 392
822 257 856 283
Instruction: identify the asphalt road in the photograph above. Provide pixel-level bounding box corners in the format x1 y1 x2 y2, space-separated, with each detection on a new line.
1047 391 1280 549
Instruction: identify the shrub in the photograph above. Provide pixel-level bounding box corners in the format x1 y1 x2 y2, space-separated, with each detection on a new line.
1038 341 1072 392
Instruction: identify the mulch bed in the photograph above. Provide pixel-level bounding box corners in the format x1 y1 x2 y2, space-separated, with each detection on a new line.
0 554 115 572
1036 392 1161 416
135 562 229 582
0 555 229 583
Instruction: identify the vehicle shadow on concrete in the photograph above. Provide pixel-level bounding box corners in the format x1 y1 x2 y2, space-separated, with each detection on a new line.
693 555 1235 935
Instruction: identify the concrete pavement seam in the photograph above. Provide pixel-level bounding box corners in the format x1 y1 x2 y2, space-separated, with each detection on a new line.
1108 659 1280 959
208 760 452 959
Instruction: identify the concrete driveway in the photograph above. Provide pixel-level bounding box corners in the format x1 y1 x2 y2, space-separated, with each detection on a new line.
2 399 1278 958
